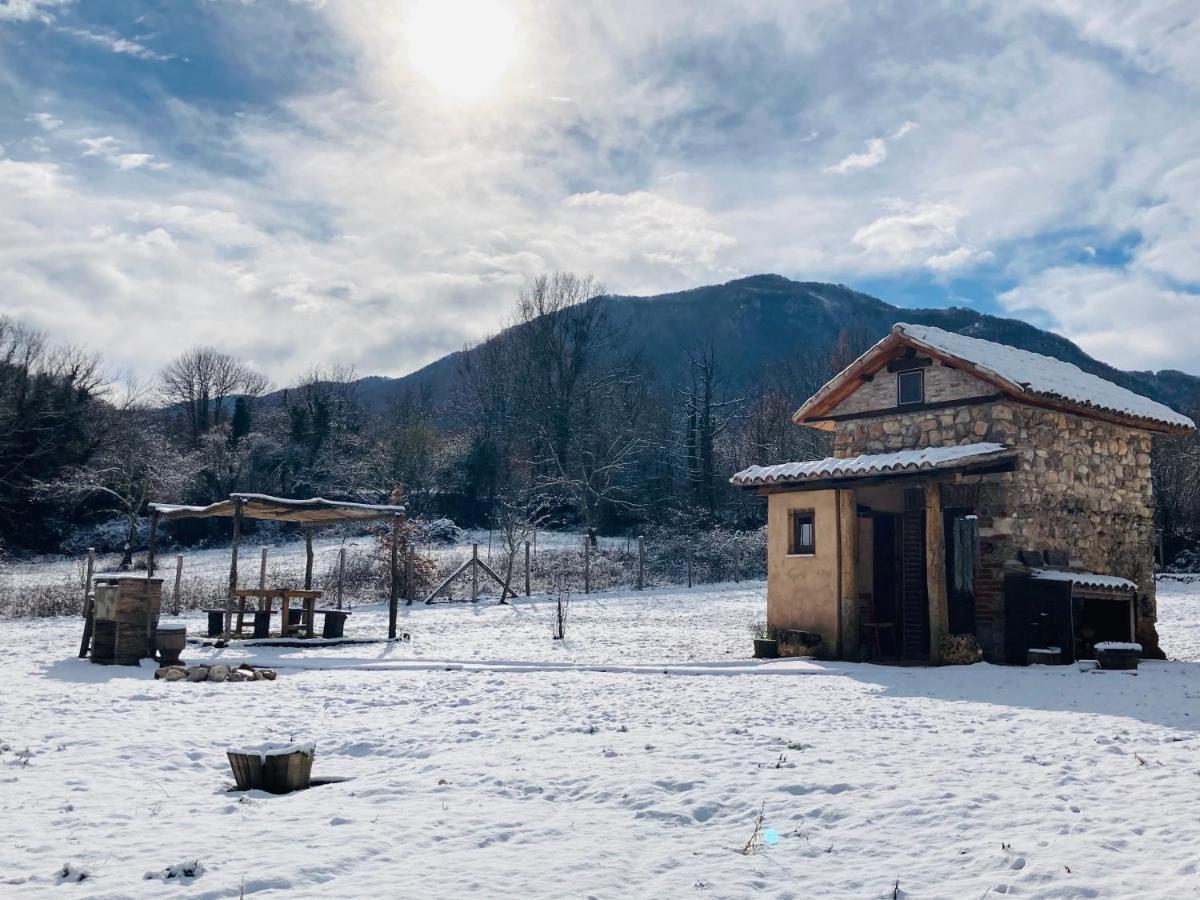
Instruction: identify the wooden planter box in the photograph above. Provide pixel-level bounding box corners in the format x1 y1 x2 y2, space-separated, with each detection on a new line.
1096 648 1139 671
753 638 779 659
228 743 315 794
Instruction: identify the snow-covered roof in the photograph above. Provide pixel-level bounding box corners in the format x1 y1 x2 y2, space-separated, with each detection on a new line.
1029 569 1137 592
730 442 1013 487
150 494 405 523
794 322 1194 433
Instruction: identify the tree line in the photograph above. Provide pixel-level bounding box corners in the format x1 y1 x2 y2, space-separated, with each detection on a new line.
3 272 1199 560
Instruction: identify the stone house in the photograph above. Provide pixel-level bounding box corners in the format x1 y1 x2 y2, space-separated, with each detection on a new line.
731 323 1195 664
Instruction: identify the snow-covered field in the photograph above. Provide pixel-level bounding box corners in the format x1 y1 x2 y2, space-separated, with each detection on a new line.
1 581 1198 898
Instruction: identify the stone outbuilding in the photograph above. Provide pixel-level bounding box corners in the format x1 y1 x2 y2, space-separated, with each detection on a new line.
732 323 1195 664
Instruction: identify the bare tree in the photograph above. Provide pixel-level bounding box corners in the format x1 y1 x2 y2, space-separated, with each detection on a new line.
159 346 268 443
40 381 199 567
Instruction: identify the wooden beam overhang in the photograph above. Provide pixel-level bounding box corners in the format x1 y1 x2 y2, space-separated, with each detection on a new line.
805 393 1007 425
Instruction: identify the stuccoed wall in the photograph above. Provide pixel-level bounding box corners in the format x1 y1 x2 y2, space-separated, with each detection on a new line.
833 397 1160 660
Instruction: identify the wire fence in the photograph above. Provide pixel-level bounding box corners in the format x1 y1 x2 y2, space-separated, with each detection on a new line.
0 528 768 618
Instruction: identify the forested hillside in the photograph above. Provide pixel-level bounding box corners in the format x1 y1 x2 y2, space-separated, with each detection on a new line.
3 273 1200 555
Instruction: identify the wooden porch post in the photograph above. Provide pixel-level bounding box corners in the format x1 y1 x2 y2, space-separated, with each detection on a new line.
304 529 314 590
925 482 949 664
838 488 859 660
146 510 160 579
225 499 243 639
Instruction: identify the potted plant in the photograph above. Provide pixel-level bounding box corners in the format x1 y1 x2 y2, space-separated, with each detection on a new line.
1094 641 1141 671
751 622 779 659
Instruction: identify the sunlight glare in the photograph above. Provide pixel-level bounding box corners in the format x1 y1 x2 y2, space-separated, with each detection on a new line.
407 0 521 101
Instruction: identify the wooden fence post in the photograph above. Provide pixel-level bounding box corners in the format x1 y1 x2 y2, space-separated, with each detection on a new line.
637 535 645 590
336 546 346 610
82 547 95 618
471 543 479 602
77 548 96 657
524 541 531 597
388 513 400 639
172 554 183 615
687 543 693 588
583 536 591 594
259 547 268 590
405 545 415 606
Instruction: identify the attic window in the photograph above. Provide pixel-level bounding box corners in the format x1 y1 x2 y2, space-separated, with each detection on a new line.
898 369 924 405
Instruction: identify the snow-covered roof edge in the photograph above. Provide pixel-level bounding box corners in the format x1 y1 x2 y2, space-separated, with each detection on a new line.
1029 569 1137 592
894 323 1194 431
792 323 1194 433
731 442 1013 487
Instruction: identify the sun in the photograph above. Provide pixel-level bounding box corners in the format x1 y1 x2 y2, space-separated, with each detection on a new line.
406 0 521 101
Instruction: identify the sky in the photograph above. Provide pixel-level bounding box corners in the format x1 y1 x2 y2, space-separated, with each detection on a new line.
1 0 1199 386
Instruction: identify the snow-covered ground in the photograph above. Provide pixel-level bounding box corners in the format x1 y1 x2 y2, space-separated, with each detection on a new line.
1 581 1198 898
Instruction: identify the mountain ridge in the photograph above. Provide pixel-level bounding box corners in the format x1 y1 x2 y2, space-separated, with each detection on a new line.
273 275 1200 422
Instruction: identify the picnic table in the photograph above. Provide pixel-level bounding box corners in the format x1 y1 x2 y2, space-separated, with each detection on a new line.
233 588 324 638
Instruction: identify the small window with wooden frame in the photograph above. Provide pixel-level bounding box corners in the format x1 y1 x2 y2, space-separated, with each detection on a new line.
897 368 924 406
788 509 816 556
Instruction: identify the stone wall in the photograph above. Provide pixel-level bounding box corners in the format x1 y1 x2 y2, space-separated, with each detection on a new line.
832 398 1160 659
830 361 995 417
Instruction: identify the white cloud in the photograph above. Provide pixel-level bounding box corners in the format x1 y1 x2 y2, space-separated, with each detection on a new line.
60 26 173 61
825 138 889 175
824 121 918 175
926 246 993 273
29 112 62 130
999 266 1200 372
0 0 71 23
3 0 1200 379
79 136 168 171
852 202 962 261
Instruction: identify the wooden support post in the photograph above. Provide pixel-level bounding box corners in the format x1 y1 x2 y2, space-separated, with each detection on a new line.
336 546 346 610
78 548 96 657
172 554 183 615
225 499 243 639
925 481 948 665
146 510 159 579
259 547 268 590
471 543 479 602
524 541 531 597
304 530 314 590
388 514 400 639
637 535 645 590
583 536 591 594
405 546 415 606
82 547 95 618
687 543 693 588
838 488 860 660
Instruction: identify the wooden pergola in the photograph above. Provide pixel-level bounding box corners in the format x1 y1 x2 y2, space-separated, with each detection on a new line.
147 494 407 640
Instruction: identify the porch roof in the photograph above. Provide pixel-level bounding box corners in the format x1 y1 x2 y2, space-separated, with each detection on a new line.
148 493 405 523
1029 568 1137 592
730 442 1015 488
